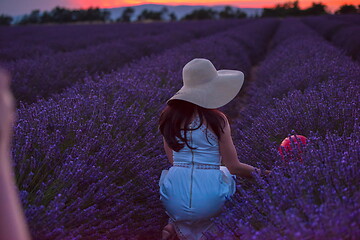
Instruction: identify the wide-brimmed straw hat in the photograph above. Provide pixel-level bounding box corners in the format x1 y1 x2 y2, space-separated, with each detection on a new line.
167 58 244 109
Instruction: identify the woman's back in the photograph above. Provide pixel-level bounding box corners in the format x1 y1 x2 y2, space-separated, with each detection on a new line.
173 115 221 166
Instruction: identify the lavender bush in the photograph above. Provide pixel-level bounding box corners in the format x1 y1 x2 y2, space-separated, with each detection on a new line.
12 18 279 239
208 132 360 240
302 15 360 62
301 16 350 40
0 23 166 62
0 20 243 62
331 25 360 62
268 17 321 49
246 18 360 108
205 18 360 239
326 13 360 25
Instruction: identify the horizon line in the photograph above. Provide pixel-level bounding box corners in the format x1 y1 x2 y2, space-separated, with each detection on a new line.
4 2 342 17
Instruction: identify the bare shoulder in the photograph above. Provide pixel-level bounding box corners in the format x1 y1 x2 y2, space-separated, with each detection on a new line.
217 111 230 128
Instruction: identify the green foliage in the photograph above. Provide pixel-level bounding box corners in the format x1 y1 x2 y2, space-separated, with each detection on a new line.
0 14 13 25
18 6 111 25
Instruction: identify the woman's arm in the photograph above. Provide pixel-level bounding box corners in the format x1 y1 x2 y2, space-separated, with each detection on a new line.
0 69 31 240
219 115 270 178
163 137 174 164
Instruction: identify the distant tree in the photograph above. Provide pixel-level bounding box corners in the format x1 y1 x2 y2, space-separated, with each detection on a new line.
137 9 161 21
29 9 42 23
219 6 247 19
0 14 13 25
19 9 42 24
169 12 177 21
235 9 247 18
17 6 111 24
262 3 288 17
160 7 169 16
117 7 134 22
40 11 53 23
303 2 329 16
50 7 73 23
288 0 302 16
253 12 261 18
182 8 218 20
72 9 85 22
262 0 303 17
84 7 110 21
160 7 179 21
219 6 235 19
335 4 358 14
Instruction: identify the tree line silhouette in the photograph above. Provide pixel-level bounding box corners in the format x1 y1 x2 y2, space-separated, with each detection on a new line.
0 1 359 25
262 1 360 17
1 7 110 25
120 6 247 22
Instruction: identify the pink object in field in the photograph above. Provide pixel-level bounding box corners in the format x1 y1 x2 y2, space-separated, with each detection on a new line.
278 135 307 162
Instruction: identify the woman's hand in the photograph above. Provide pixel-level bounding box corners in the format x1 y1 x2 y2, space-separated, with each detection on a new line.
0 69 15 152
0 68 31 240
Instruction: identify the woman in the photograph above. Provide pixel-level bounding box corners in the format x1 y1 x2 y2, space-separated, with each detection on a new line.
158 59 270 240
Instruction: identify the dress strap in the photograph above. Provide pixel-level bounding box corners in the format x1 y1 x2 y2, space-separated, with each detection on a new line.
190 115 218 142
189 114 200 129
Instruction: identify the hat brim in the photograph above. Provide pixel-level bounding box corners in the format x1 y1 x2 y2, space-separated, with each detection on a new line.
167 69 244 109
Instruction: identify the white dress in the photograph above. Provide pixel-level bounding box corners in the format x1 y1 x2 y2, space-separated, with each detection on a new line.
159 115 236 239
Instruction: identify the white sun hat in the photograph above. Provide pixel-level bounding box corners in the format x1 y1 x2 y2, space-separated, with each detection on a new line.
167 58 244 109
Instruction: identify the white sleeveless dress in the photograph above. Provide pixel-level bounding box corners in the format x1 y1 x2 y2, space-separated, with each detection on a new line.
159 115 236 240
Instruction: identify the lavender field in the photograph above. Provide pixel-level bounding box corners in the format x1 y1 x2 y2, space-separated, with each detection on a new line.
1 14 359 239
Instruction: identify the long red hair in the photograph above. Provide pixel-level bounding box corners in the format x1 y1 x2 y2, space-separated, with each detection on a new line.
159 99 227 152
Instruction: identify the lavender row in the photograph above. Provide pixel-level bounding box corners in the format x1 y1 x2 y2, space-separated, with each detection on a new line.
0 23 169 62
331 25 360 62
12 18 279 239
0 20 241 62
326 13 360 25
248 18 359 108
301 15 360 62
206 18 360 239
5 20 244 104
222 19 277 65
209 132 360 240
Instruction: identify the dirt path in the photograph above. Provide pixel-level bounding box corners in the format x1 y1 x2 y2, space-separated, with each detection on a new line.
226 64 259 120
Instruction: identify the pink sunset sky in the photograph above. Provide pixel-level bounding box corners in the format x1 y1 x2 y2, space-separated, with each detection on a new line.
1 0 358 15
